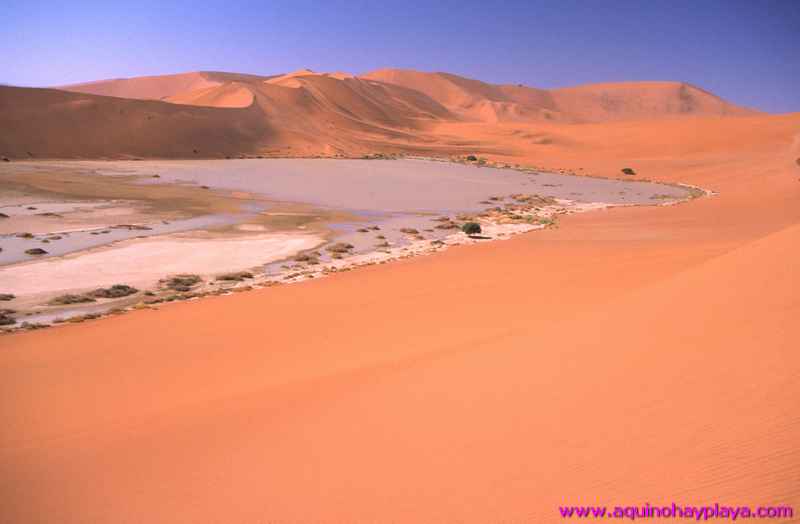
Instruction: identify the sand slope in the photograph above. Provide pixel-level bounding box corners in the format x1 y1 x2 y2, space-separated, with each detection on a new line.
1 112 798 522
1 70 458 159
59 71 275 100
1 67 764 159
363 68 757 122
0 85 270 158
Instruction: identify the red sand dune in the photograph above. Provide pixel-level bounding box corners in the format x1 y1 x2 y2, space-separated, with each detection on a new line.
0 69 798 522
1 70 458 159
59 71 275 101
363 68 757 122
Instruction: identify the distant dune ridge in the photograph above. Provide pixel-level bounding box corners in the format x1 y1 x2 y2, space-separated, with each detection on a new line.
363 69 755 122
0 67 762 159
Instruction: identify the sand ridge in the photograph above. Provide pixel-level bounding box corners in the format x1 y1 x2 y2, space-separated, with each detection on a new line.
1 67 760 160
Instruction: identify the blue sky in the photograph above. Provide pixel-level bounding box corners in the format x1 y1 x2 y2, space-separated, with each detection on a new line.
2 0 798 112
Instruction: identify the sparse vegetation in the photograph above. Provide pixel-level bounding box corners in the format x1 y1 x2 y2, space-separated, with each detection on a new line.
89 284 139 298
466 155 478 162
0 294 15 301
326 242 354 254
462 222 482 236
621 167 636 176
216 271 254 282
49 294 96 306
25 248 48 255
164 274 202 292
399 228 419 234
294 253 318 262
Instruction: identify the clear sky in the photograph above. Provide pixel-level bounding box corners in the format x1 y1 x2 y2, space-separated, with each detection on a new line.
2 0 798 113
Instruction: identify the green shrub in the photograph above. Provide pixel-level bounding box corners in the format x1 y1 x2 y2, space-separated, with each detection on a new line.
462 222 482 236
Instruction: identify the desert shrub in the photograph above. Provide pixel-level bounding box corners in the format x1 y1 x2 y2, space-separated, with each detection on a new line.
399 228 419 234
356 228 370 233
326 242 354 253
466 155 478 162
0 314 16 326
0 294 15 301
621 167 636 176
164 274 202 291
25 248 48 255
17 232 34 239
89 284 139 298
216 271 254 282
462 222 482 236
49 294 96 306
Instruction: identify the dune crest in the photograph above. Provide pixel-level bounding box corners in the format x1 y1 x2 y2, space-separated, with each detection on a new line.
0 67 769 159
362 68 756 122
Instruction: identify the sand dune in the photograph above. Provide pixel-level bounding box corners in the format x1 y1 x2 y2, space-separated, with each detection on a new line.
0 67 766 160
165 82 256 108
1 67 798 521
363 68 757 122
1 108 798 521
0 85 270 158
59 71 275 101
1 69 460 159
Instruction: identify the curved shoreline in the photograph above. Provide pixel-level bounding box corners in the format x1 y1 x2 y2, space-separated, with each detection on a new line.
0 172 699 332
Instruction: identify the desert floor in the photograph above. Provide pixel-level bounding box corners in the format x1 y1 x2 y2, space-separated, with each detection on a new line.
1 114 798 522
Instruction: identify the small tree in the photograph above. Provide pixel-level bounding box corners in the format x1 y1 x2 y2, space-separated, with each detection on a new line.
621 167 636 176
462 222 482 236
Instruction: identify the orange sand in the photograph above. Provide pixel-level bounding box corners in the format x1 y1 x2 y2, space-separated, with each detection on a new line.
0 70 798 522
